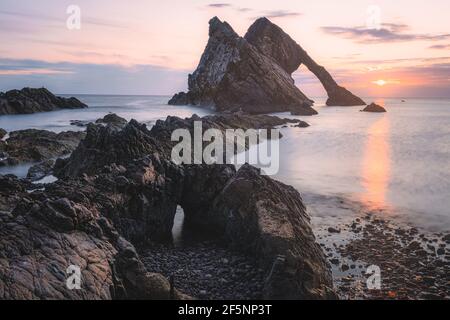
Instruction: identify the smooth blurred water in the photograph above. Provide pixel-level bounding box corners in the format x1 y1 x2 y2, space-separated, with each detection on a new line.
1 95 449 231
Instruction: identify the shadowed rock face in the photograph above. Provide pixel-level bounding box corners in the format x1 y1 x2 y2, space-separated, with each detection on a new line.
169 17 317 116
244 18 365 107
0 88 87 115
0 175 188 300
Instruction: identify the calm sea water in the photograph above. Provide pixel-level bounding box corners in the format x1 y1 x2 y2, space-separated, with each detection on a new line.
1 95 449 231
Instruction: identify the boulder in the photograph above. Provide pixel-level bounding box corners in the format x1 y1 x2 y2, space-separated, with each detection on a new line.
181 164 336 299
169 17 317 116
0 87 87 115
4 114 336 300
0 128 6 139
27 159 55 181
361 103 387 113
96 113 128 129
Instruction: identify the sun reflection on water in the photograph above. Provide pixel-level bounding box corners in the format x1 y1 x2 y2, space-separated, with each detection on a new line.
361 115 391 210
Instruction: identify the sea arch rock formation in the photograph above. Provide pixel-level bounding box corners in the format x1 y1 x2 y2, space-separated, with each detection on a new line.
169 17 365 114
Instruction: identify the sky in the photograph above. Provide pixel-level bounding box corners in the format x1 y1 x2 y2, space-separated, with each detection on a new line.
0 0 449 97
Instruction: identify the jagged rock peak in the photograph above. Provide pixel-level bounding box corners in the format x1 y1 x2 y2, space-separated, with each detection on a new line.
209 16 239 38
170 17 317 116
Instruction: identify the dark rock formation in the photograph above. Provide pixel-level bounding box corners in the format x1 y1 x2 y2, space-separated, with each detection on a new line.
0 129 85 165
169 17 317 115
361 102 387 113
0 128 6 139
0 88 87 115
96 113 128 129
169 17 364 112
244 18 365 107
0 175 188 300
27 159 55 181
2 114 335 300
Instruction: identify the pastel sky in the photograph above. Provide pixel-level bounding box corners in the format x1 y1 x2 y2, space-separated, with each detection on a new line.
0 0 449 97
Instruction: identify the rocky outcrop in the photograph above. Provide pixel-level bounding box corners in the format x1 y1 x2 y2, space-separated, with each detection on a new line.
169 17 317 115
96 113 128 129
361 103 387 113
0 128 6 139
0 129 85 165
55 112 300 178
0 175 187 300
169 17 364 112
244 18 365 107
0 88 87 115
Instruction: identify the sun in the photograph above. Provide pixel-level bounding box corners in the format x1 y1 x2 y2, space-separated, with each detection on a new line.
373 79 387 86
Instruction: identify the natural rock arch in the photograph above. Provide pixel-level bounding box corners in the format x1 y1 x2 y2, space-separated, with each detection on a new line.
169 17 365 114
244 17 366 107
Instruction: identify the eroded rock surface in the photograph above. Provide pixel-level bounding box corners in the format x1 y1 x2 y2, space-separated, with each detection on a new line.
0 88 87 115
2 114 335 300
244 18 365 107
169 17 317 115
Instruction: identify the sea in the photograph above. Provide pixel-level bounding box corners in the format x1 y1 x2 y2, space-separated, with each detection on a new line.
1 95 449 232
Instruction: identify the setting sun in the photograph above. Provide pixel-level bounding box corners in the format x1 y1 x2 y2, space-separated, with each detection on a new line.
373 80 387 86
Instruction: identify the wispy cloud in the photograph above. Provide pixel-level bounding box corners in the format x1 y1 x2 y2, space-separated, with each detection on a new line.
206 3 232 8
429 44 450 50
204 4 301 20
321 23 450 43
260 10 302 19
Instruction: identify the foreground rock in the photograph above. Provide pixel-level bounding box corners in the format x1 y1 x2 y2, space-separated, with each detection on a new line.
0 88 87 115
362 103 387 113
0 128 6 139
169 17 365 113
0 129 85 165
96 113 128 129
244 18 365 107
169 17 317 116
0 175 188 300
52 114 335 299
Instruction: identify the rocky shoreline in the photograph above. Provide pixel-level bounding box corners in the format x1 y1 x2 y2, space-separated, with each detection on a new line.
0 112 335 300
315 201 449 300
0 109 448 300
